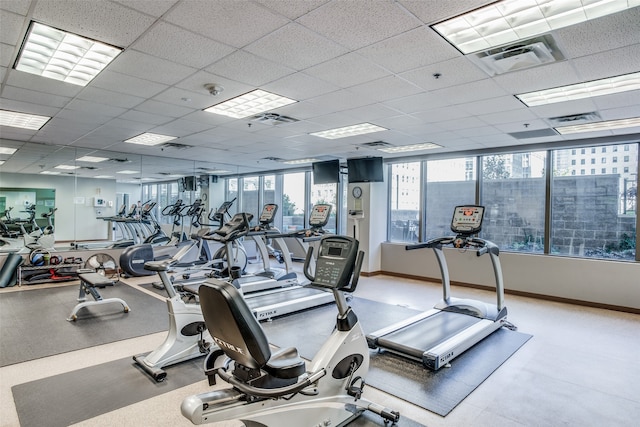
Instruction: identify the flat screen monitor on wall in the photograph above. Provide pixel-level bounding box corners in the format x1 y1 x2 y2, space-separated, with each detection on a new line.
347 156 384 183
312 159 340 184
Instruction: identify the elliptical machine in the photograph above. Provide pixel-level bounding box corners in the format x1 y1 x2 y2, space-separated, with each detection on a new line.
181 235 400 426
133 256 213 382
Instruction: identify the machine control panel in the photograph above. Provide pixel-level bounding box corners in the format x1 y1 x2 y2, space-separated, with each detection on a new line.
451 205 484 235
258 203 278 225
309 204 332 227
313 236 357 289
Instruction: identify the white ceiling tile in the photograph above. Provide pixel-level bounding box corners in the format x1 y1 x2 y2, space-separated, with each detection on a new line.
263 72 338 101
554 7 640 59
341 104 404 122
571 45 640 82
0 43 13 68
64 99 127 118
207 50 295 87
113 0 178 17
165 1 289 48
400 57 488 91
1 85 70 108
306 89 377 114
0 0 31 15
494 119 550 133
398 0 492 25
357 27 459 73
6 71 83 97
118 109 173 126
133 99 196 119
430 79 509 105
77 86 145 109
33 0 154 47
256 0 329 20
0 9 25 45
108 50 197 85
458 96 526 116
593 90 640 111
132 22 236 69
348 75 423 103
478 108 539 126
297 1 421 50
598 104 640 121
438 116 491 131
304 53 390 88
383 92 452 114
91 70 169 99
492 61 581 94
0 98 60 117
174 70 254 101
412 105 470 123
245 23 348 70
455 125 502 138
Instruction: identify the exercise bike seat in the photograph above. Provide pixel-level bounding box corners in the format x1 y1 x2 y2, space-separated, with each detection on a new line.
144 259 173 272
199 279 305 380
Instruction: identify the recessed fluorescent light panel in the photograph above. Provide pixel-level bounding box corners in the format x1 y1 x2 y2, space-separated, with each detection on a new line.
204 89 297 119
40 171 61 175
93 175 114 179
555 117 640 134
54 164 80 170
125 132 177 146
117 170 139 174
14 21 122 86
517 72 640 106
433 0 638 54
0 109 51 130
76 155 108 162
283 158 320 165
0 160 5 166
377 143 442 153
0 147 18 155
311 123 387 139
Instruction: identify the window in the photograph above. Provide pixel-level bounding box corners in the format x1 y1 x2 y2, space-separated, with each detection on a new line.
389 162 421 242
591 169 595 174
591 147 596 154
581 148 586 154
226 178 238 214
581 169 585 175
481 152 546 253
590 158 595 164
613 157 618 163
624 156 630 162
551 143 636 260
425 157 476 239
624 145 630 151
602 147 606 153
580 159 585 165
571 159 576 166
624 167 629 173
282 172 305 232
613 167 618 173
240 176 259 225
602 168 607 174
601 157 606 164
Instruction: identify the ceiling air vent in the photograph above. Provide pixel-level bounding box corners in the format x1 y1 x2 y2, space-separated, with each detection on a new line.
469 34 565 76
262 156 284 162
252 113 298 125
107 157 130 163
160 142 193 150
361 141 393 148
508 128 558 139
547 112 601 126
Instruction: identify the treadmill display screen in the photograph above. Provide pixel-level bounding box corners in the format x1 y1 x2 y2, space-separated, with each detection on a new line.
451 205 484 235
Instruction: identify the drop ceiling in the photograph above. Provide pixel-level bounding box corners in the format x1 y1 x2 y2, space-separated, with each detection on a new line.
1 0 639 180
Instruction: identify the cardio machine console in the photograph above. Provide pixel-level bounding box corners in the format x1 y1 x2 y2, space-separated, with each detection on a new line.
451 205 485 235
313 236 358 289
258 203 278 225
309 203 332 228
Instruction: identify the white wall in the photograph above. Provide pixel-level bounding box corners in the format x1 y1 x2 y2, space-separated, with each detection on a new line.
381 242 640 311
347 181 387 273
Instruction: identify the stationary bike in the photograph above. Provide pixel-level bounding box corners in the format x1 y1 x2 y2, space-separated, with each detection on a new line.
181 235 400 426
132 257 214 382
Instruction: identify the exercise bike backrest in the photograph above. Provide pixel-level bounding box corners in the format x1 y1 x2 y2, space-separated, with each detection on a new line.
205 212 253 242
304 235 364 293
197 235 363 375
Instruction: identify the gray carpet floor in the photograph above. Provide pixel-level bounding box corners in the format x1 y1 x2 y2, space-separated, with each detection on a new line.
0 282 168 367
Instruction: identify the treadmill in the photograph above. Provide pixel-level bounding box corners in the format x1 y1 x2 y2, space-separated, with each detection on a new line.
367 205 513 370
242 203 336 320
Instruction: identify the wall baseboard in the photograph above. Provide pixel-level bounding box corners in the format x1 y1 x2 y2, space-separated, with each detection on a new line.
379 270 640 315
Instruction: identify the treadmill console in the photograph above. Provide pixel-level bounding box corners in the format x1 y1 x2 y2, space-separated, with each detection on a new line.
309 203 332 228
258 203 278 225
451 205 484 235
312 235 358 289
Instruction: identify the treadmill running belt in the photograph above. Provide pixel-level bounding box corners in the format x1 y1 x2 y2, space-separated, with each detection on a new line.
246 286 328 308
377 311 480 359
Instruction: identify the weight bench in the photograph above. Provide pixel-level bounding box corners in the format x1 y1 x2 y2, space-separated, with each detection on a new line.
67 269 130 321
